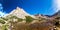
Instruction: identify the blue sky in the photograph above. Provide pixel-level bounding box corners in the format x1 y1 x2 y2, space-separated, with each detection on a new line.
0 0 57 16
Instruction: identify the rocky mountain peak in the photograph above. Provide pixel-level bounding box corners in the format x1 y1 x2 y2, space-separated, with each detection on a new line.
5 7 35 19
6 7 31 19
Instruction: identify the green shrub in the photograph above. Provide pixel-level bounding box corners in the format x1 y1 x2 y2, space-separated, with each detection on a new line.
0 20 5 24
25 16 34 23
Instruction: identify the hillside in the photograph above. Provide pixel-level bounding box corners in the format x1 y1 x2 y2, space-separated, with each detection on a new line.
0 7 60 30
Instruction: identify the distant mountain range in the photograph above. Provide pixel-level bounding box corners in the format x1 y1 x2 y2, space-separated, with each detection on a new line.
2 7 60 19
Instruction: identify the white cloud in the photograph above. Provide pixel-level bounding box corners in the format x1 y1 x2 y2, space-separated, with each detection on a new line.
0 3 7 17
57 0 60 11
0 11 6 17
53 0 60 12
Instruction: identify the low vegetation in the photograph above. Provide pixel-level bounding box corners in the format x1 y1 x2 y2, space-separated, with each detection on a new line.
0 15 60 30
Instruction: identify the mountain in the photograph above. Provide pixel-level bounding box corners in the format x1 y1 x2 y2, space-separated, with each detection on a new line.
51 10 60 17
5 7 35 19
34 14 50 19
3 7 60 19
54 10 60 17
34 10 60 20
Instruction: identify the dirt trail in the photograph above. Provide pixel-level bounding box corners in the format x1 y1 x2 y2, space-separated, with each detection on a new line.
57 27 60 30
